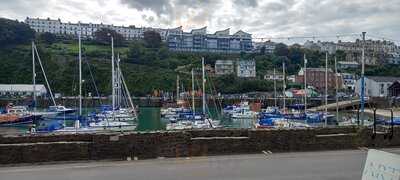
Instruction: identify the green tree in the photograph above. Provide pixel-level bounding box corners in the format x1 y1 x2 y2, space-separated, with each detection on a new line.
38 32 56 44
274 43 289 57
93 28 124 46
126 41 146 64
143 31 161 48
0 18 35 47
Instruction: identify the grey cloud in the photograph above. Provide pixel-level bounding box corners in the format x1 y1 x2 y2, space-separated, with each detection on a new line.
233 0 258 7
120 0 171 15
120 0 220 26
0 0 399 44
0 0 48 19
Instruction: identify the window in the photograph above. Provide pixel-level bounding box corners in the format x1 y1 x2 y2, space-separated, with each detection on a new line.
380 83 385 94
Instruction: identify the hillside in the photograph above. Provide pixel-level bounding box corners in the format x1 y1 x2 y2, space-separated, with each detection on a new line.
1 18 400 97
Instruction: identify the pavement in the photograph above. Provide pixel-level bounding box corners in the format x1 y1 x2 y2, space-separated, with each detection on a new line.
1 148 399 180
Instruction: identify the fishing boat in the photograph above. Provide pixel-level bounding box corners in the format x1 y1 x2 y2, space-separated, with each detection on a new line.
0 105 42 126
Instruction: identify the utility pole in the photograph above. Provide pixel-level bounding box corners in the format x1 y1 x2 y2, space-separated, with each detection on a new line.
360 32 366 126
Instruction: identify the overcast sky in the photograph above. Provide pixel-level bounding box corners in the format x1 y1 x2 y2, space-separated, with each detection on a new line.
1 0 399 44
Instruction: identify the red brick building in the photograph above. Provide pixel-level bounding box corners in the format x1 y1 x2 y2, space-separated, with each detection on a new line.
295 68 343 92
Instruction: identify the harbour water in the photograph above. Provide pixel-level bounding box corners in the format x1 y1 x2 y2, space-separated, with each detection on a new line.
0 107 380 135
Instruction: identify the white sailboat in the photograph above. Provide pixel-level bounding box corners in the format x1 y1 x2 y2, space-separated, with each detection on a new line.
194 57 220 128
166 57 220 130
89 36 138 130
31 42 75 117
55 35 137 133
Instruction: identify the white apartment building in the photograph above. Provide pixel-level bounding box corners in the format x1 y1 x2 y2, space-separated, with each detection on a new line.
25 17 171 40
237 60 256 78
253 41 276 54
215 60 235 75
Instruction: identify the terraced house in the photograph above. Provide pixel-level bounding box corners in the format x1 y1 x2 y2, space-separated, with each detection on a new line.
167 27 253 53
25 17 171 40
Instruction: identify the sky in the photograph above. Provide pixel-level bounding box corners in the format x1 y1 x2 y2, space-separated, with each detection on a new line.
1 0 399 44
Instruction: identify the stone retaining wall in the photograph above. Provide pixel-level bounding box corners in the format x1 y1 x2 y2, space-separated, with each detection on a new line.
0 127 398 164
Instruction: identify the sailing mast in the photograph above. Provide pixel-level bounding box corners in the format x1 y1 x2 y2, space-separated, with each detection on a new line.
111 36 115 122
273 68 277 107
176 75 180 103
116 54 121 108
304 54 307 113
202 57 206 115
191 69 195 116
360 32 366 126
32 41 36 113
335 56 339 122
201 57 213 128
282 62 286 113
75 33 82 131
78 34 82 117
324 52 328 127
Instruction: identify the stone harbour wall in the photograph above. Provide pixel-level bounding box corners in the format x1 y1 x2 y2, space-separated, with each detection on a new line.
0 127 399 164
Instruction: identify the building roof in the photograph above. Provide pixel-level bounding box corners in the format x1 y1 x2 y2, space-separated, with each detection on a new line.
214 28 230 36
191 26 207 34
389 81 400 89
366 76 400 83
233 30 251 37
0 84 47 93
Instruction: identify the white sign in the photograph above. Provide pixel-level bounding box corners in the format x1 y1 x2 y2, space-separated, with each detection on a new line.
362 149 400 180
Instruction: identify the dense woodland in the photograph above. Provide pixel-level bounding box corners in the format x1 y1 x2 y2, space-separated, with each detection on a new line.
1 18 399 96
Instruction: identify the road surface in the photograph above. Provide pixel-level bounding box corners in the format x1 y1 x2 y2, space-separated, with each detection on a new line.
1 148 399 180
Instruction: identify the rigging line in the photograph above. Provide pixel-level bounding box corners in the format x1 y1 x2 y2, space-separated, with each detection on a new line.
207 74 222 119
83 56 102 104
33 44 56 106
207 77 221 119
73 55 80 108
119 67 137 118
120 83 128 108
194 73 202 113
208 73 223 111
